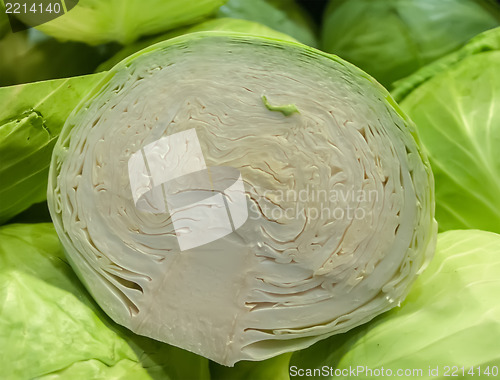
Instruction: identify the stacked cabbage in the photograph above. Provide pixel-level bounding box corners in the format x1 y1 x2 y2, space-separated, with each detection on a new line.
47 33 436 365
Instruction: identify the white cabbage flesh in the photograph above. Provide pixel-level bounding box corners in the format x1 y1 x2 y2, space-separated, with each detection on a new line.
48 33 437 366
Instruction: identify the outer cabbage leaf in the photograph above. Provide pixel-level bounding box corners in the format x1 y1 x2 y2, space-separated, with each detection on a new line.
0 29 114 86
321 0 500 88
289 230 500 379
98 18 298 72
217 0 317 46
392 26 500 100
48 32 436 366
393 27 500 233
0 223 211 380
25 0 227 45
0 73 105 224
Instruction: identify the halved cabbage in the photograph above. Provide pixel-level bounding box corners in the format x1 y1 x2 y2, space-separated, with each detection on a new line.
97 18 298 72
48 32 436 366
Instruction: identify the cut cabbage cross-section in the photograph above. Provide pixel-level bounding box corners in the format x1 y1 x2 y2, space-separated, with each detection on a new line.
47 33 437 366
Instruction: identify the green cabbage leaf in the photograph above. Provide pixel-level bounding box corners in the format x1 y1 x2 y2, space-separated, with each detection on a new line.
321 0 500 88
217 0 317 46
0 2 9 39
27 0 227 45
393 27 500 233
0 73 105 224
0 223 211 379
289 229 500 379
0 29 114 86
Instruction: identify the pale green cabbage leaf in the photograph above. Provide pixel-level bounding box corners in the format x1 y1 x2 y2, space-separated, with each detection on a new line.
393 27 500 233
0 73 105 224
289 229 500 379
0 223 211 380
27 0 228 45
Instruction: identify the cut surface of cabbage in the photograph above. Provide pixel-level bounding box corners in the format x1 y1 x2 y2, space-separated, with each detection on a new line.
48 33 436 366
